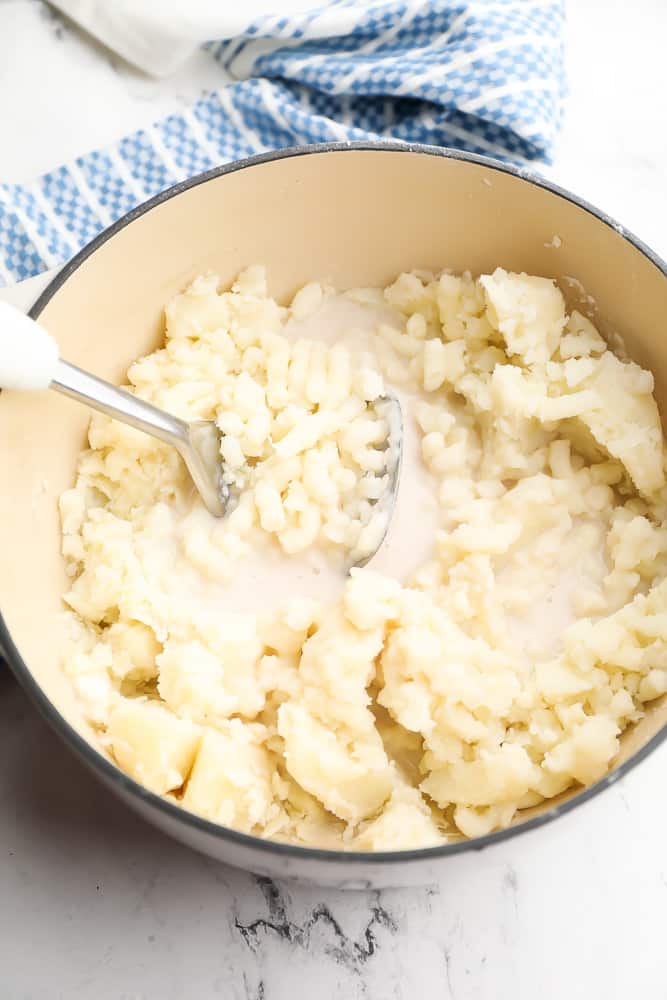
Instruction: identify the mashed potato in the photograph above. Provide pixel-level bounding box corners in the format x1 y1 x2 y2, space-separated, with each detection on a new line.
59 265 667 850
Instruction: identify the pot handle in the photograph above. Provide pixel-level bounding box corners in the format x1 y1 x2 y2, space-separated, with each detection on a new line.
0 300 60 390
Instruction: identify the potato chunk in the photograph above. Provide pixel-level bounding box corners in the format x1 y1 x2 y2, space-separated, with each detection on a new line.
182 723 277 833
107 700 201 794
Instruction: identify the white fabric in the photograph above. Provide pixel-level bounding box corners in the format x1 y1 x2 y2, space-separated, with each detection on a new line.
51 0 319 76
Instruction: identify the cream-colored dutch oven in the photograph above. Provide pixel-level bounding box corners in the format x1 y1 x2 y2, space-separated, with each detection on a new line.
1 143 666 888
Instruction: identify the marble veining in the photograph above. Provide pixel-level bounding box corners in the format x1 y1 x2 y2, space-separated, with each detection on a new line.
235 877 398 967
37 1 68 39
1 1 667 997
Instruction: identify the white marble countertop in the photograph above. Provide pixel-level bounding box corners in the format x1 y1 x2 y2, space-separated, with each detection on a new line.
1 2 666 997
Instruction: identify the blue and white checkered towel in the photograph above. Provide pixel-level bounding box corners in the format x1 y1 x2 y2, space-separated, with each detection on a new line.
0 0 565 288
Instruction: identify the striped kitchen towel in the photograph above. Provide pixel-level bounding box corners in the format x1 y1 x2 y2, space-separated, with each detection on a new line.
0 0 566 287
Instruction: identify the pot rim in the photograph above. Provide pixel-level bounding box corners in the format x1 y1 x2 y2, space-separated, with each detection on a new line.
3 139 667 867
